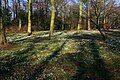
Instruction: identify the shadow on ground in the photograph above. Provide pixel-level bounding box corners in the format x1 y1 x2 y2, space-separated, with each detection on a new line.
27 40 67 80
0 30 119 79
71 39 112 80
68 31 120 80
0 44 34 78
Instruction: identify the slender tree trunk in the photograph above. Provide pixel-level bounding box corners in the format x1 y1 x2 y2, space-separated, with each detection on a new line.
13 0 18 19
98 26 106 40
103 0 105 23
0 0 7 45
28 0 32 36
97 14 106 40
0 19 7 45
77 0 83 31
18 19 21 30
87 0 91 30
45 0 48 18
15 0 18 19
18 0 22 30
61 1 65 30
49 0 55 37
37 3 40 29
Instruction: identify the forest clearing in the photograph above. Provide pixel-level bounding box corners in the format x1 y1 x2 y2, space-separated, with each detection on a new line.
0 30 120 79
0 0 120 80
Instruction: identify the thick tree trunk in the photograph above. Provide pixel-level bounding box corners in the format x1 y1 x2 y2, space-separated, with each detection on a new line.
0 27 7 45
49 0 55 37
0 0 7 45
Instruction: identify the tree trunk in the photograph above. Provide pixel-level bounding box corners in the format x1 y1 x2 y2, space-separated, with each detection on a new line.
18 0 22 31
87 0 91 30
45 0 48 18
77 0 83 31
18 19 21 30
61 1 65 30
98 28 106 40
49 0 55 37
0 1 7 45
0 19 7 45
28 0 32 36
13 0 18 19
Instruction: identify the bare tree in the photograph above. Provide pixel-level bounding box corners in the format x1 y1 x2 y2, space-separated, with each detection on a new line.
0 0 7 45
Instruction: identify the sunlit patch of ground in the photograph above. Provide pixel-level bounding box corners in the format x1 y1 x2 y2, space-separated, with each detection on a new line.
0 30 120 80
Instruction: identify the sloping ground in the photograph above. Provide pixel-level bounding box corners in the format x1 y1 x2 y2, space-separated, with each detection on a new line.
0 30 120 80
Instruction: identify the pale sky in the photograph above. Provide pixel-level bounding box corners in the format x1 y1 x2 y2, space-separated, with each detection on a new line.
7 0 120 6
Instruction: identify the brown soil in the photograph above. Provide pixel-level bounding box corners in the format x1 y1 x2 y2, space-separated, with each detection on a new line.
6 25 27 33
0 43 19 50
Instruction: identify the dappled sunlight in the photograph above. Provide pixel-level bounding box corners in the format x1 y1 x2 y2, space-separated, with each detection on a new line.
40 56 77 80
0 0 119 79
0 30 120 79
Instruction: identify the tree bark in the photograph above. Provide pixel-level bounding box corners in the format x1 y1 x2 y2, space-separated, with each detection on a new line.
61 0 65 30
18 19 21 30
49 0 55 37
28 0 32 36
77 0 83 31
18 0 22 30
87 0 91 30
0 1 7 45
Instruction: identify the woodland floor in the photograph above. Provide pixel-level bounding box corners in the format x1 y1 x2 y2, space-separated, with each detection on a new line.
0 30 120 80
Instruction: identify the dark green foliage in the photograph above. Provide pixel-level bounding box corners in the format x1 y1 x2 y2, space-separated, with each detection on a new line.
12 9 27 26
19 9 28 25
2 8 11 27
32 9 50 31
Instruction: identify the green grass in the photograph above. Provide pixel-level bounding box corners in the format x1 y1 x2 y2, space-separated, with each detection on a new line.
0 30 120 80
